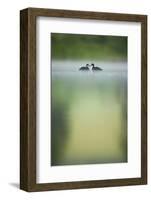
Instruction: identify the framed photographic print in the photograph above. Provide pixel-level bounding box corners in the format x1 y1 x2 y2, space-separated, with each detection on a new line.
20 8 147 192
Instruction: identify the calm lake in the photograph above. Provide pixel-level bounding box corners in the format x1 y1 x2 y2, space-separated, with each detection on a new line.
51 61 127 166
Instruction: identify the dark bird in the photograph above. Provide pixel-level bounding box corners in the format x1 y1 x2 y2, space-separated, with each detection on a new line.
79 64 90 71
91 63 102 71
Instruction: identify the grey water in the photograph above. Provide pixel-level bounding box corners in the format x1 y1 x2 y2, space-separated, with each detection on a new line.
51 61 127 166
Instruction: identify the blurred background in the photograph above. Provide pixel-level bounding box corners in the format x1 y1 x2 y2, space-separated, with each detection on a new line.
51 33 127 61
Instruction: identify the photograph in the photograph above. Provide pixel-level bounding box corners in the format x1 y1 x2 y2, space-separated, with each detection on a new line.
51 33 128 166
20 7 147 192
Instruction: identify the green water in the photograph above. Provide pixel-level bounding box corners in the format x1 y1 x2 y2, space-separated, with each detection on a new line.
51 62 127 166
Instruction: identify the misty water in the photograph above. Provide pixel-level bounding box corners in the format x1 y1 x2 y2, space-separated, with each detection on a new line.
51 61 127 166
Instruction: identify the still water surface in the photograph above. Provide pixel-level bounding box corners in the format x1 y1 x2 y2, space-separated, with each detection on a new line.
51 61 127 166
